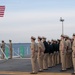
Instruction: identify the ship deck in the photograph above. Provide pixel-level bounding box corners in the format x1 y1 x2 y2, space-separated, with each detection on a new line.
0 58 73 75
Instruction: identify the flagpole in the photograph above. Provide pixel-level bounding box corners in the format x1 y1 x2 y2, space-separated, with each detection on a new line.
60 17 64 35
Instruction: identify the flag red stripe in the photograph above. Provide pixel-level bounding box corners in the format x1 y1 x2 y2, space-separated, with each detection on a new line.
0 6 5 7
0 15 4 17
0 7 5 8
0 15 3 16
0 10 5 12
0 11 5 13
0 16 3 17
0 6 5 11
0 8 5 10
0 11 4 13
0 12 4 15
0 14 4 16
0 7 5 9
0 13 4 15
0 6 5 8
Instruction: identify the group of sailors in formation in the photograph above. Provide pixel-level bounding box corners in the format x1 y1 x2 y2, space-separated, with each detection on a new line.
0 35 75 74
30 34 75 74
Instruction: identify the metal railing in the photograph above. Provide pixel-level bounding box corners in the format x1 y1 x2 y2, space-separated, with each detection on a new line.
0 47 8 59
0 44 31 60
5 44 22 58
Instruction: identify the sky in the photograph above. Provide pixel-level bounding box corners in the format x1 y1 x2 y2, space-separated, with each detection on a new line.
0 0 75 43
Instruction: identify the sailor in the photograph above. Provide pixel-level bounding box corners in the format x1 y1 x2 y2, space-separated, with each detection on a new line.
72 33 75 74
30 36 38 74
9 40 12 59
1 40 5 59
56 40 60 65
51 40 55 67
42 37 49 70
65 36 72 69
59 35 67 72
53 40 57 65
48 40 53 68
37 36 45 72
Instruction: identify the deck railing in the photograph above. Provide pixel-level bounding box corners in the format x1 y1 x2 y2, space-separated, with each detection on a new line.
0 44 31 60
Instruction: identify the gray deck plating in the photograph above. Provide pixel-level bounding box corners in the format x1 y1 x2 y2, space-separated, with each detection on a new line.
0 59 74 73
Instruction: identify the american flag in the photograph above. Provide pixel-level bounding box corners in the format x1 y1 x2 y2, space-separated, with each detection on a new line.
0 6 5 17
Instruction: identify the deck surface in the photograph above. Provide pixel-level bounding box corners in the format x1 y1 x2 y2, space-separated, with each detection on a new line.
0 58 74 75
0 71 72 75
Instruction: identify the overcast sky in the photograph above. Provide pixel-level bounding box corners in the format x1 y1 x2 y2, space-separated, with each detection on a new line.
0 0 75 43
